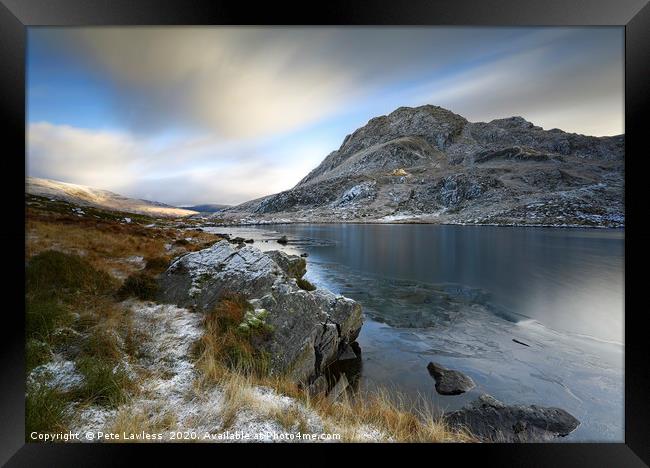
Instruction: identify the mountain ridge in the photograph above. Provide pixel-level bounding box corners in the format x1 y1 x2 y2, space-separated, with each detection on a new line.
219 104 624 227
26 177 198 218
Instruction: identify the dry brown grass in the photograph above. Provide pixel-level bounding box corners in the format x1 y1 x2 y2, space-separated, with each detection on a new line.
206 370 312 434
80 303 139 363
195 364 474 442
313 389 475 442
218 373 260 429
271 404 311 433
26 208 221 278
193 293 270 387
109 403 178 439
27 218 165 266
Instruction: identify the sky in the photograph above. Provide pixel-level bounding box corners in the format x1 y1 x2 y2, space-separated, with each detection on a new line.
27 27 624 206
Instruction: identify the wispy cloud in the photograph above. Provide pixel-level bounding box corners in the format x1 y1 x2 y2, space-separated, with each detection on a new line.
27 122 326 205
28 122 140 190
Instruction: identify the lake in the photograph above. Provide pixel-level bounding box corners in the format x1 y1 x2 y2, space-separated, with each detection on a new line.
202 223 624 442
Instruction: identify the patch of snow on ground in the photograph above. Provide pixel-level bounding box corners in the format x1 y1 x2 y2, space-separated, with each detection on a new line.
380 213 420 222
124 255 145 267
70 302 204 438
28 356 84 392
63 299 382 442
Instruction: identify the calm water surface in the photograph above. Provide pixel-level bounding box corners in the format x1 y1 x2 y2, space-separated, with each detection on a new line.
203 224 624 441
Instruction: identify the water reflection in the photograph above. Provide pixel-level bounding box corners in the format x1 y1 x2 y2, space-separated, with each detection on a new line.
241 224 624 343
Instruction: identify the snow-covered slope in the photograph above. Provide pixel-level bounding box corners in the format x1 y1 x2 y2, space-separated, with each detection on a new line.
26 177 198 218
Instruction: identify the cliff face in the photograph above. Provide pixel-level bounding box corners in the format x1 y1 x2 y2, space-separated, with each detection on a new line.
223 105 624 227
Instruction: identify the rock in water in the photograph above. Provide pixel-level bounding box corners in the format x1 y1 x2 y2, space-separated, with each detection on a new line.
446 394 580 442
158 240 363 385
427 361 476 395
277 235 289 245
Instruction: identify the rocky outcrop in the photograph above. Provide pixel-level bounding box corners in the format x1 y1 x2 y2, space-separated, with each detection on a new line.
426 362 475 395
157 240 363 385
446 394 580 442
219 105 624 227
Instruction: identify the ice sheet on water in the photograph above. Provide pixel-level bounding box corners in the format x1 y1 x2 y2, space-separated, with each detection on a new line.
304 258 624 442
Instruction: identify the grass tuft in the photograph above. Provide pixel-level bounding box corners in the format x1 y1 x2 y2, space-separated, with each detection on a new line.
74 356 133 407
110 404 177 438
296 277 316 291
117 272 159 301
25 384 70 441
193 294 271 385
144 256 171 274
26 339 52 374
26 298 70 342
27 250 115 297
82 326 124 363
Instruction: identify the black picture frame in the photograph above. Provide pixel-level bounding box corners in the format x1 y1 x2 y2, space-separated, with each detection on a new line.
1 0 648 466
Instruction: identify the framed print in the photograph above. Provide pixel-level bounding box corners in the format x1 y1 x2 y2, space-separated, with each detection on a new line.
1 0 648 466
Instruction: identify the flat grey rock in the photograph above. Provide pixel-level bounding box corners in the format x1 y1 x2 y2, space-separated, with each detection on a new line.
427 361 476 395
446 394 580 442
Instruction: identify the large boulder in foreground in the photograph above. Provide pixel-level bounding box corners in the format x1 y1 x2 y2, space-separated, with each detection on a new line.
446 394 580 442
158 240 363 385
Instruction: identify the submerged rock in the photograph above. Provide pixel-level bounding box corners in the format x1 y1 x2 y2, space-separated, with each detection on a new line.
158 240 363 384
427 362 476 395
446 394 580 442
512 338 530 347
338 344 359 361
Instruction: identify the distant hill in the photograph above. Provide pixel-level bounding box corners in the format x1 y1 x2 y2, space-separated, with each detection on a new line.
26 177 198 218
222 104 624 227
182 204 231 213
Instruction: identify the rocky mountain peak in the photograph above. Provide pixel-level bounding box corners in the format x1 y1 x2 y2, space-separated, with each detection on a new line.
222 103 624 228
298 105 467 187
488 116 541 130
339 104 467 155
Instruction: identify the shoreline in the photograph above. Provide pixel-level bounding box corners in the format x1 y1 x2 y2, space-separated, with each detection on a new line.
199 218 625 230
